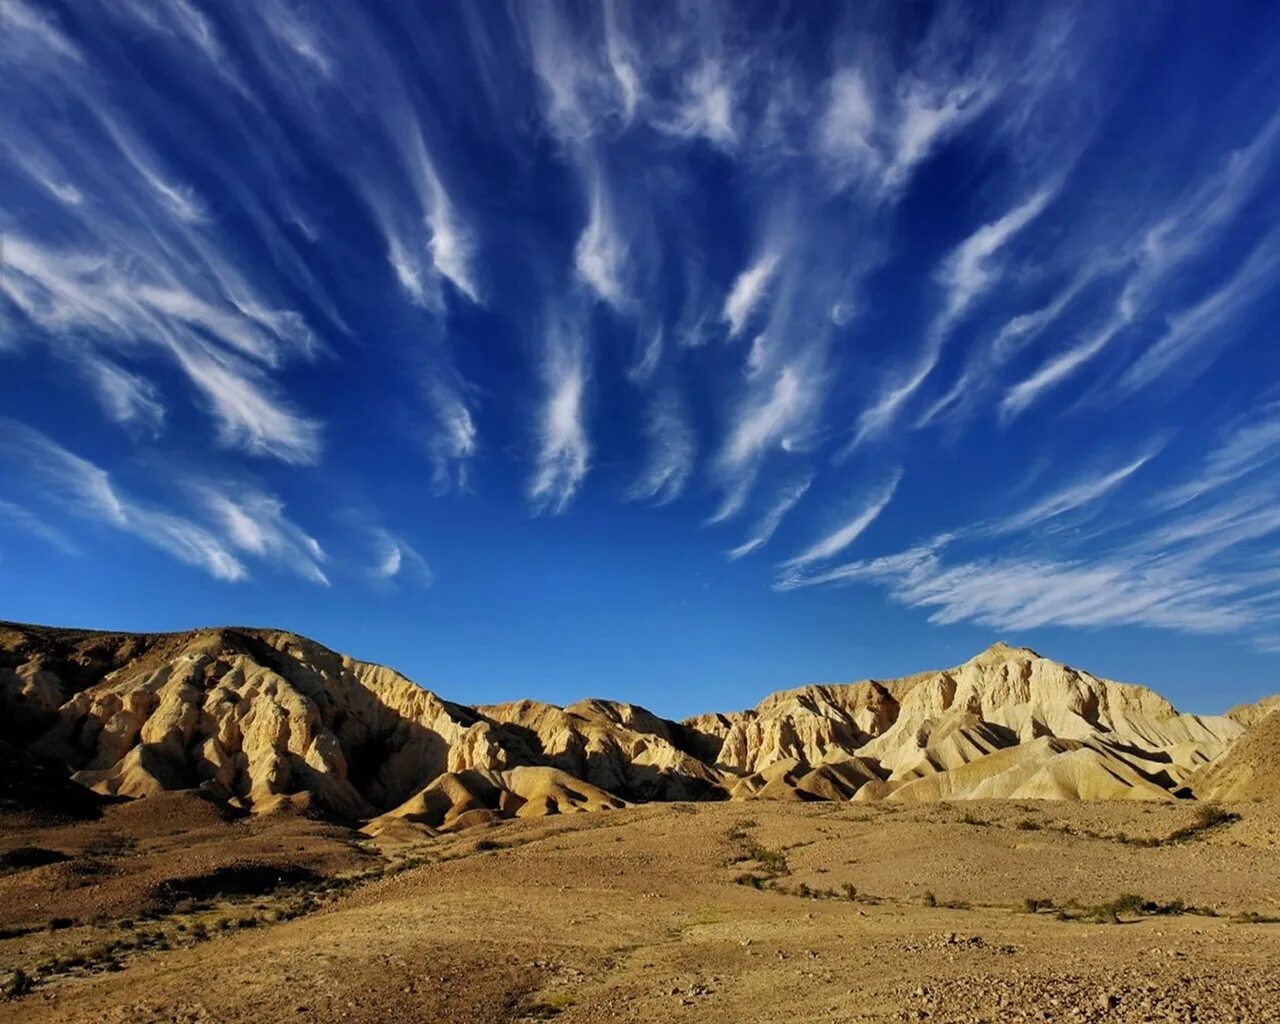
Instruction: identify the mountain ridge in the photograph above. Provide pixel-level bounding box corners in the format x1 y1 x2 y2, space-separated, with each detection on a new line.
1 621 1272 829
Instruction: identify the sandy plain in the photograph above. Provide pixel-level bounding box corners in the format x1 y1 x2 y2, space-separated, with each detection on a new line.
3 795 1279 1023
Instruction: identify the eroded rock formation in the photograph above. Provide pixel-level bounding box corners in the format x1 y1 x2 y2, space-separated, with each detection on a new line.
1 623 1271 827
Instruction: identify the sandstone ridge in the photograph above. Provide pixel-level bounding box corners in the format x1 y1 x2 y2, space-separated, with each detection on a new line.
1 622 1271 826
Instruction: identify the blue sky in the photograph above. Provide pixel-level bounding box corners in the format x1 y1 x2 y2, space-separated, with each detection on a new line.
2 1 1279 718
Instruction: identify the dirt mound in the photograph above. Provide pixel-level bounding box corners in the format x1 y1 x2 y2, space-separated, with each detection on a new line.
367 765 626 833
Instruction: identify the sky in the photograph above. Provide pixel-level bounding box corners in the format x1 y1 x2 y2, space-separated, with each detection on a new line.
2 1 1279 719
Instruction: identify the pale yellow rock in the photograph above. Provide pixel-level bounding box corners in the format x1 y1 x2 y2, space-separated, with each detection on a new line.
1190 708 1280 802
1 623 1274 817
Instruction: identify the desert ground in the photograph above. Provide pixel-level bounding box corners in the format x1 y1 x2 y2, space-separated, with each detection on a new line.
4 795 1279 1024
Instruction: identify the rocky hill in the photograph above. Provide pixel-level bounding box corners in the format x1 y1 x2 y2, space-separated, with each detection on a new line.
1191 699 1280 802
0 623 1270 828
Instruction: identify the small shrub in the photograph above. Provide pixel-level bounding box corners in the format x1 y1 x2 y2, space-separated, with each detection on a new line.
2 969 30 1000
1112 893 1145 916
1194 804 1236 829
1164 804 1242 843
746 844 789 876
922 891 937 908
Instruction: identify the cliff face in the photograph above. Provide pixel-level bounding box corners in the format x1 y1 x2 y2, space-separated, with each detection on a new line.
0 623 1266 825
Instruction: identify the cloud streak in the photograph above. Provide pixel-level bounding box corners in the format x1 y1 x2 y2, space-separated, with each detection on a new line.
779 471 902 572
628 389 695 506
0 420 245 581
852 187 1054 447
1001 109 1280 421
727 472 813 561
529 315 591 515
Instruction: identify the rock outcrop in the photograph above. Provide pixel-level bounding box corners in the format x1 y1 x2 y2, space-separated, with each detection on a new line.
1 622 1272 824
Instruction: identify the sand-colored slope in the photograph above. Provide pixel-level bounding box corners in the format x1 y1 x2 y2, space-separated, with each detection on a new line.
365 765 626 833
1191 708 1280 802
0 625 714 820
1226 693 1280 728
2 622 1274 816
477 698 723 801
883 737 1174 803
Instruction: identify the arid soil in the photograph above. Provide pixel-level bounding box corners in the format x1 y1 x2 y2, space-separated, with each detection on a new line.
3 798 1278 1023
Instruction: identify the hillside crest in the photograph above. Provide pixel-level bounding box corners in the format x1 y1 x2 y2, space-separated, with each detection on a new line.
1 621 1270 827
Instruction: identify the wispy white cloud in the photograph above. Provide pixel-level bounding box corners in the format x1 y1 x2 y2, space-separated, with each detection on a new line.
256 0 333 78
1000 311 1123 423
102 0 244 92
815 62 995 198
935 188 1056 336
0 420 126 525
370 528 433 587
529 316 590 514
626 326 664 384
853 186 1054 448
779 545 1259 635
399 119 482 304
523 1 633 143
660 61 737 149
712 358 824 522
2 224 321 464
423 379 479 494
163 339 322 464
574 169 630 309
79 357 166 433
990 267 1100 365
781 425 1280 644
1113 232 1280 396
1155 399 1280 511
0 421 246 581
779 471 901 572
199 485 329 585
984 448 1159 536
723 250 781 338
627 388 695 506
3 0 84 64
920 265 1105 428
815 68 878 186
0 499 78 555
883 76 994 196
98 114 208 224
726 472 813 560
1001 110 1280 420
602 0 641 122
